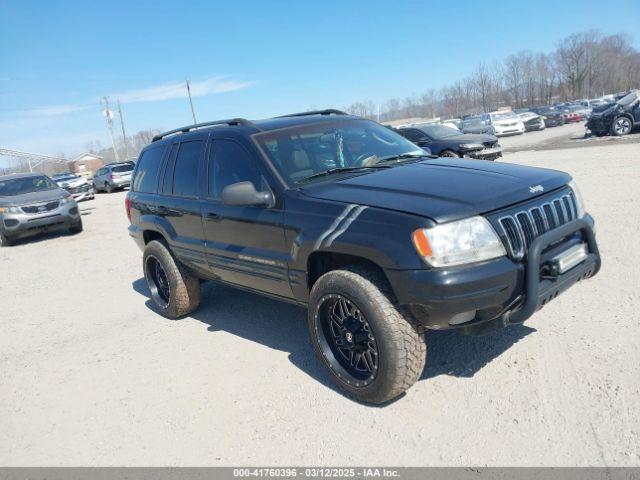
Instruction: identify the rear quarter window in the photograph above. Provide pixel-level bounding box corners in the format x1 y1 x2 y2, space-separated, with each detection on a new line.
132 146 165 193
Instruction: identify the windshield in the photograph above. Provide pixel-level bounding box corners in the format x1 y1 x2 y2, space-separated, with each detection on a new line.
254 119 424 184
418 124 460 139
491 112 518 121
0 175 58 196
617 91 638 106
53 174 78 182
111 164 134 173
462 117 483 127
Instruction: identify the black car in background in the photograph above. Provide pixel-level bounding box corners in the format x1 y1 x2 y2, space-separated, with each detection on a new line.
530 106 565 127
587 90 640 136
396 123 502 160
460 116 495 135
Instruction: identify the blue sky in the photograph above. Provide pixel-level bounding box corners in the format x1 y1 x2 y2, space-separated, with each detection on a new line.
1 0 639 160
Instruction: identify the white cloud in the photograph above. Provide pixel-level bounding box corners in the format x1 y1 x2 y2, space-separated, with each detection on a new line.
114 76 254 104
27 103 95 116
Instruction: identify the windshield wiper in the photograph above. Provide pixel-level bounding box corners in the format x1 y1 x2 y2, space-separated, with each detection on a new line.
298 165 390 184
377 153 433 164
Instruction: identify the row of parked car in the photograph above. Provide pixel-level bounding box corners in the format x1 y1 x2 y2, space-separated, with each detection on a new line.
0 161 135 246
438 90 639 138
50 161 135 202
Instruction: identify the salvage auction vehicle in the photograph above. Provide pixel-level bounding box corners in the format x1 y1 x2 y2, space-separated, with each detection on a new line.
0 172 82 246
51 172 95 201
586 90 639 136
127 110 601 403
395 123 502 160
481 111 526 136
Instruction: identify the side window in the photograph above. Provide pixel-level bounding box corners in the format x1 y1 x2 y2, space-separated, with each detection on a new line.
400 129 423 142
132 146 165 193
161 143 179 195
171 140 203 197
208 140 262 198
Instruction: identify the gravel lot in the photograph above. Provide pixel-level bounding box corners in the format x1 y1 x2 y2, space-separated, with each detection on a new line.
1 133 639 466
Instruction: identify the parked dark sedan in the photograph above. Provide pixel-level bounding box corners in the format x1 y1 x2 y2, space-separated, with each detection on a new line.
396 124 502 160
530 106 565 127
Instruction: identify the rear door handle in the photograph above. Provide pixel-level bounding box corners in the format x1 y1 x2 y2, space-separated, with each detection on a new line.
204 212 221 222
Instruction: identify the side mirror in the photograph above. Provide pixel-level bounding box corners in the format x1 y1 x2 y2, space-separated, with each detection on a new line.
221 181 274 207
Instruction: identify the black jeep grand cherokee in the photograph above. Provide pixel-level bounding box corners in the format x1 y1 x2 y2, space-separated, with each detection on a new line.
127 109 600 403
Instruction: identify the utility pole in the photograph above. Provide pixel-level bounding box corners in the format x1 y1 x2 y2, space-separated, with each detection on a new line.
102 96 120 162
117 100 129 159
185 79 197 124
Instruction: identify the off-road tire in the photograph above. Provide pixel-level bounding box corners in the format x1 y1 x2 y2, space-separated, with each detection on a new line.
308 266 426 404
440 150 459 158
69 219 83 234
143 240 201 319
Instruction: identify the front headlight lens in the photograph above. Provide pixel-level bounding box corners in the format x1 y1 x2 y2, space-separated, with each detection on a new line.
412 216 506 267
568 180 586 218
0 206 21 213
459 143 484 150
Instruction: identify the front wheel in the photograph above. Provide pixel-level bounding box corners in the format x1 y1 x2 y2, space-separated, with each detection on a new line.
308 266 426 404
105 183 114 193
0 231 13 247
143 240 201 319
69 219 83 234
611 116 632 136
439 150 459 158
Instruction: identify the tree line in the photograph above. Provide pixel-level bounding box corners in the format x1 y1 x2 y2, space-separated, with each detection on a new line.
346 30 640 122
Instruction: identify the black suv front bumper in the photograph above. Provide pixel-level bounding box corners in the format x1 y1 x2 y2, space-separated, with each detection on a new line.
386 218 600 332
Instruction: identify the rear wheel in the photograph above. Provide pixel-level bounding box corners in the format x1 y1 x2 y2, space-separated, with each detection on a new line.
105 182 114 193
143 240 201 319
611 116 632 136
309 266 426 404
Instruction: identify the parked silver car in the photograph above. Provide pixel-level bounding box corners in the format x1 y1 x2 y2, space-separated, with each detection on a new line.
0 172 82 246
93 162 134 193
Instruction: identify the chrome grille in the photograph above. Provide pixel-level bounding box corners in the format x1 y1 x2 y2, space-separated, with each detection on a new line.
498 192 578 260
21 201 59 214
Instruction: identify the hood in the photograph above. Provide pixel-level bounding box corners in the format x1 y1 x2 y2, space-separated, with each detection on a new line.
519 113 539 121
0 188 68 207
443 133 497 144
59 177 88 188
493 118 521 126
301 159 571 223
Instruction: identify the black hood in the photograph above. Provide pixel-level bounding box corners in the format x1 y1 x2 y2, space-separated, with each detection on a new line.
301 159 570 223
442 133 496 144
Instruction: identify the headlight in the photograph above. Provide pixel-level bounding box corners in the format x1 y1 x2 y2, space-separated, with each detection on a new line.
60 197 73 205
568 180 585 218
412 216 506 267
0 206 21 213
542 116 548 120
459 143 484 150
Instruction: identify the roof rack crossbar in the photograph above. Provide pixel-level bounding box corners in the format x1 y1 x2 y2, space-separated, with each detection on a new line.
152 118 255 142
275 109 348 118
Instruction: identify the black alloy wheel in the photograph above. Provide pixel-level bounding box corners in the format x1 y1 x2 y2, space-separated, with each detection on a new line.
316 294 379 387
145 255 171 308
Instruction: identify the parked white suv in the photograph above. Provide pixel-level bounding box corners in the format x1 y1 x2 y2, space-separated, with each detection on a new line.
481 111 525 136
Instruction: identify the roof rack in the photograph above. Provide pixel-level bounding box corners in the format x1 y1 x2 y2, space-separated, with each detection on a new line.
152 118 255 142
275 109 348 118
